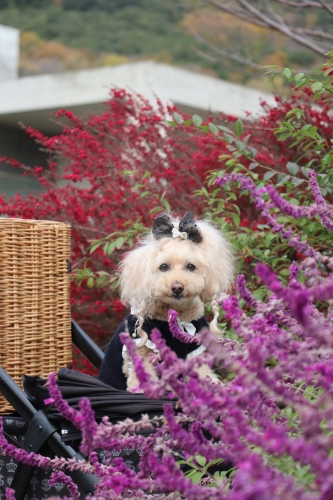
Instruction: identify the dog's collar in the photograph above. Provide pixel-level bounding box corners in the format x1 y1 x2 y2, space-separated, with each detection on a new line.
177 318 196 335
130 307 196 335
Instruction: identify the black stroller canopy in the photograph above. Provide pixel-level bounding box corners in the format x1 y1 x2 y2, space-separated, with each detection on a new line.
23 368 176 422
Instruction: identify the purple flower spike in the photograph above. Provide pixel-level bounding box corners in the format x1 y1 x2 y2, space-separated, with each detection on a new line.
168 309 200 344
236 274 258 308
256 263 312 325
289 261 299 283
78 397 98 455
217 172 323 262
5 488 15 500
46 372 83 428
49 470 79 500
308 170 333 231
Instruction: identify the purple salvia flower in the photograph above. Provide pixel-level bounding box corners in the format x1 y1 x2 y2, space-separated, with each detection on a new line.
256 263 312 325
49 470 79 500
168 309 200 344
236 274 299 332
289 261 299 283
45 372 83 427
217 172 322 261
236 274 258 308
78 397 98 455
308 170 333 230
5 489 15 500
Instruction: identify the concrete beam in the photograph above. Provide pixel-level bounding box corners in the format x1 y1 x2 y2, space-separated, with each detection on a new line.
0 61 275 133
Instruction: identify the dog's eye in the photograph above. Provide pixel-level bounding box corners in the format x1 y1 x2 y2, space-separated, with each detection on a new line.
159 264 169 272
186 263 196 271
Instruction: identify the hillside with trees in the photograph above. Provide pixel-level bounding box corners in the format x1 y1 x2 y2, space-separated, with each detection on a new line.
0 0 331 88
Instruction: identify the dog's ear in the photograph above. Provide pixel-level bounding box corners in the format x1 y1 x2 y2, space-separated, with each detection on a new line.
196 221 234 298
118 241 155 309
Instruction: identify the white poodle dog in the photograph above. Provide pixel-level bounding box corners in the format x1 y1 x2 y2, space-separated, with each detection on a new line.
98 212 234 392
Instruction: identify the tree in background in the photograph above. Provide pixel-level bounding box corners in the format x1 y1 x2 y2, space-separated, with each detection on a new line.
19 31 128 76
189 0 332 81
1 0 330 85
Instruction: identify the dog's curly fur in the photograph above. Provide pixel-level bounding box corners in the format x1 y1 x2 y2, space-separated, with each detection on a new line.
118 215 234 391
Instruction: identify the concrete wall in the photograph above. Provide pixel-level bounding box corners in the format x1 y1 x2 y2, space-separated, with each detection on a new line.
0 125 44 197
0 25 19 82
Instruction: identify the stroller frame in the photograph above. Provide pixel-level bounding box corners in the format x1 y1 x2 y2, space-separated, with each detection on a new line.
0 319 104 500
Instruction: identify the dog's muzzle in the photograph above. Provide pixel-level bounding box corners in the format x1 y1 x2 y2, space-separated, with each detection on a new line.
171 281 184 298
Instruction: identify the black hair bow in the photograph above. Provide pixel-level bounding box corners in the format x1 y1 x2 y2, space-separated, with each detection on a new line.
152 212 202 243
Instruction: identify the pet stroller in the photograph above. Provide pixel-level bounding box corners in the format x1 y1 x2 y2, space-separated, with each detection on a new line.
0 218 171 499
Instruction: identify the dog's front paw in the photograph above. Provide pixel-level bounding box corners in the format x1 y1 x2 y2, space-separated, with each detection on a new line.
197 364 221 384
125 345 159 392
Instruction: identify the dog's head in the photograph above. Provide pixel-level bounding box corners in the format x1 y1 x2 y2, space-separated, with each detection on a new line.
119 213 234 319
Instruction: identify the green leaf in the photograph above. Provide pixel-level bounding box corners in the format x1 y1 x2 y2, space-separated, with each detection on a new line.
192 114 203 127
195 455 206 467
106 242 116 255
235 140 246 151
115 237 125 250
173 112 184 124
161 198 171 213
303 126 318 139
132 183 145 192
189 471 205 485
234 119 244 138
263 171 276 181
90 241 101 254
87 277 94 288
283 67 292 79
162 120 177 127
301 167 311 177
233 214 240 226
224 133 235 144
209 122 219 136
295 78 307 89
286 162 299 175
248 147 257 157
311 81 323 92
217 125 233 134
278 133 291 141
291 178 304 187
286 107 303 118
277 174 291 185
295 72 304 81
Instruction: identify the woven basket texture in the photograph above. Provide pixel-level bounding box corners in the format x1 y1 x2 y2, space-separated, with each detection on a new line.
0 218 72 413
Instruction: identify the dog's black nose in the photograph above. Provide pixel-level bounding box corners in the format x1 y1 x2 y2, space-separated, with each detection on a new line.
171 282 184 295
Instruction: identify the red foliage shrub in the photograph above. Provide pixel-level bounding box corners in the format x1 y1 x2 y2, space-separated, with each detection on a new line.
0 90 230 360
0 87 331 366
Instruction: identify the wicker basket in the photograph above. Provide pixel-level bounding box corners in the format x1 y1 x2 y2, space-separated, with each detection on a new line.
0 218 72 413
